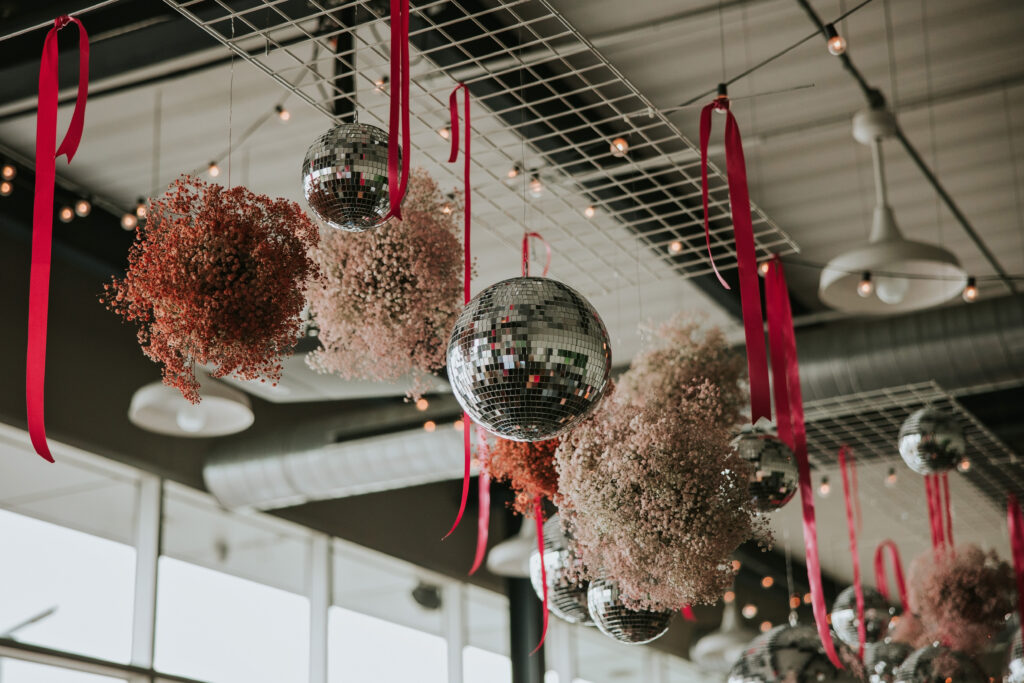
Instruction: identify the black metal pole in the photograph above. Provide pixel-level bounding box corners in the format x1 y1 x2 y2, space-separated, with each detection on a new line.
508 578 545 683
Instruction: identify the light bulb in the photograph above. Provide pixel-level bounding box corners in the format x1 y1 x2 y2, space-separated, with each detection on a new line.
1 164 15 180
789 594 802 609
583 205 596 219
441 202 453 215
668 240 683 255
759 621 772 633
507 166 520 179
957 457 971 472
176 404 207 433
742 604 758 619
803 592 812 604
825 24 847 56
818 476 831 497
761 576 774 589
437 126 450 140
74 198 91 217
208 161 220 177
758 261 771 277
453 419 464 432
962 277 978 303
732 559 742 572
135 199 147 219
275 105 291 122
0 181 12 197
528 177 544 198
875 275 909 304
374 75 389 92
423 420 437 433
59 206 75 223
610 137 629 158
857 271 873 298
723 590 736 603
885 467 898 487
121 212 138 230
416 398 429 411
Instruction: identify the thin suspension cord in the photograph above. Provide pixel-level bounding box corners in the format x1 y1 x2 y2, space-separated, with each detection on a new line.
1004 87 1024 270
718 0 728 84
881 0 900 111
920 0 943 245
228 17 235 188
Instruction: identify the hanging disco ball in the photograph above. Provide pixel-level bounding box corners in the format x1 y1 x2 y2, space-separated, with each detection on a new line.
830 586 895 648
864 640 914 683
728 624 861 683
893 643 984 682
301 122 394 232
732 426 798 511
528 515 593 625
586 578 671 645
446 277 612 441
1007 627 1024 683
897 408 966 475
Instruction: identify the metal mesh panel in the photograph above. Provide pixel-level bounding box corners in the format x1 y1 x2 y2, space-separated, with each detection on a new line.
164 0 798 296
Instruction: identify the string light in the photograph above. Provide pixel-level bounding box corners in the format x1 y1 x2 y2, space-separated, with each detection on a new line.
962 277 978 303
135 198 147 219
415 398 429 411
453 419 464 432
275 105 291 122
885 467 898 487
423 420 437 433
789 594 801 609
583 205 596 219
741 604 758 619
723 590 736 603
121 212 138 230
437 125 451 140
761 576 774 589
507 165 521 179
374 75 389 92
759 620 773 633
668 240 683 255
1 164 15 180
758 261 771 276
825 24 847 56
441 202 453 215
731 559 742 572
0 181 12 197
857 271 873 298
208 161 221 177
58 206 74 223
818 476 831 497
609 137 629 158
74 198 91 217
528 176 544 198
957 457 971 473
803 592 812 604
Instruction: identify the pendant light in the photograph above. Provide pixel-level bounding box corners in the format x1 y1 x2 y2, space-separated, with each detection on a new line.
819 108 966 313
129 371 254 437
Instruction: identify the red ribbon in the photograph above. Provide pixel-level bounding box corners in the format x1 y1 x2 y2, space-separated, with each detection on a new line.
923 473 954 555
385 0 410 220
699 91 771 424
681 604 696 621
530 495 548 655
765 257 842 668
27 15 89 463
941 472 954 548
468 428 490 575
1007 495 1024 626
838 446 866 660
873 539 909 614
521 232 551 278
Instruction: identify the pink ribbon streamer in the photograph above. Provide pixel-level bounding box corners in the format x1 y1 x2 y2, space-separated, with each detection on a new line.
941 472 954 548
385 0 410 220
681 605 696 621
699 90 771 424
874 539 910 614
521 232 551 278
765 257 842 668
530 495 548 655
468 428 490 575
27 15 90 463
838 446 866 660
1007 495 1024 627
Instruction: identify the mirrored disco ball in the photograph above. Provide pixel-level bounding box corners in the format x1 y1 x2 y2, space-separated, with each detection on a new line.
865 640 914 683
728 624 861 683
893 643 984 682
446 277 612 441
897 408 966 475
586 578 671 645
528 515 593 625
1007 627 1024 683
301 122 394 232
732 430 798 511
830 586 894 648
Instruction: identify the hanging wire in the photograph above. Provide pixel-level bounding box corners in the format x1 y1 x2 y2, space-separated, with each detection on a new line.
718 0 728 84
881 0 900 111
920 0 944 245
228 16 236 188
1004 87 1024 272
150 89 162 198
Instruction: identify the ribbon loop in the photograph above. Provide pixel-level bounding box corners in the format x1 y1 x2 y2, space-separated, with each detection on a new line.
530 495 549 655
521 232 551 278
468 427 491 575
874 539 910 614
385 0 410 221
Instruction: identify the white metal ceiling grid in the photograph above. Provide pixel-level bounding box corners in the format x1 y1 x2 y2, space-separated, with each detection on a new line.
163 0 798 293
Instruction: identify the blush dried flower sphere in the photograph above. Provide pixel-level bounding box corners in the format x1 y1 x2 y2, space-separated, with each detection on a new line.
102 176 320 403
306 169 464 398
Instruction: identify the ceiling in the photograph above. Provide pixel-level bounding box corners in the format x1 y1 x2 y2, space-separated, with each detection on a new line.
0 0 1022 663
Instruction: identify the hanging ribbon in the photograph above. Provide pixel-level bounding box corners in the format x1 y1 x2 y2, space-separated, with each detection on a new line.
27 15 90 463
765 256 842 668
530 495 549 655
873 539 910 614
1007 495 1024 627
443 82 472 540
468 428 491 575
699 85 770 424
838 445 866 660
385 0 410 220
681 604 696 622
521 232 551 278
941 472 954 549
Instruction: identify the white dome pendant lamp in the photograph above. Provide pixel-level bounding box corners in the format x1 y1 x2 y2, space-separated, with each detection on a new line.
819 108 966 313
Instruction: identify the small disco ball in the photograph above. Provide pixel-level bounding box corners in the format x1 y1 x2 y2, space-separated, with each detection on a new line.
1007 628 1024 683
893 643 984 682
830 586 895 648
897 408 966 475
301 122 394 232
528 515 592 625
864 640 914 683
586 578 671 645
446 277 612 441
728 624 861 683
732 428 798 511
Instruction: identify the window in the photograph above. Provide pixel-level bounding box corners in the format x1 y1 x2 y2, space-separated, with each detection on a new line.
328 607 446 682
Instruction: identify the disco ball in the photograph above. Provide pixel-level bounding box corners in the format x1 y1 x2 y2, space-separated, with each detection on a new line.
830 586 895 648
864 640 914 683
897 408 966 475
893 643 984 682
1006 628 1024 683
301 122 394 232
528 515 593 625
586 578 671 645
446 277 612 441
732 428 798 511
728 624 861 683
